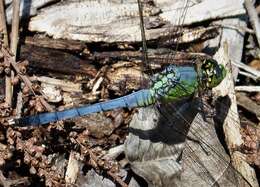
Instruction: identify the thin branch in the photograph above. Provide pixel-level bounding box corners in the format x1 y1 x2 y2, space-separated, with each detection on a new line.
10 0 20 58
10 0 21 117
0 0 12 107
238 71 258 81
2 48 53 112
231 60 260 79
245 0 260 47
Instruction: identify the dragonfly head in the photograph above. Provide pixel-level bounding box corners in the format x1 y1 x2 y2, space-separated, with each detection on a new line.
201 59 226 89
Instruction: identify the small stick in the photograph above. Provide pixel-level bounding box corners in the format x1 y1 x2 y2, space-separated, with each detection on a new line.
235 86 260 92
232 60 260 79
239 71 258 81
10 0 22 117
245 0 260 47
107 170 128 187
5 0 20 108
10 0 20 58
30 75 82 93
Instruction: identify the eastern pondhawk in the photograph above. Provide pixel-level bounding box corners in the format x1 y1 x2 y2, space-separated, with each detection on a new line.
8 0 254 186
10 59 226 126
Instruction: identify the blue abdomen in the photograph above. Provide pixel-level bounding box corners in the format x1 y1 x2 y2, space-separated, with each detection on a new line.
16 89 154 126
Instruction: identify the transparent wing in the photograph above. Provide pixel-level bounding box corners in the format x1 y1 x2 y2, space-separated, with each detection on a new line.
135 0 253 186
125 97 251 186
159 97 252 186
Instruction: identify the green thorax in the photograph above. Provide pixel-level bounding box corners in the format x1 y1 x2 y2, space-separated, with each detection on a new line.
148 58 227 103
149 65 199 102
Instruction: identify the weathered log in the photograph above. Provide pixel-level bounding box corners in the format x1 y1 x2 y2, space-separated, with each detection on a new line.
236 92 260 120
20 44 97 77
28 0 235 43
5 0 57 24
24 36 86 52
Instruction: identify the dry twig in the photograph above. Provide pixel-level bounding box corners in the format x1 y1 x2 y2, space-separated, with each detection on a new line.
2 48 53 112
232 60 260 80
0 0 9 46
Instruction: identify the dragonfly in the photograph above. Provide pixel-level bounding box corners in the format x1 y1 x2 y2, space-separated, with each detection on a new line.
11 59 226 126
8 0 253 186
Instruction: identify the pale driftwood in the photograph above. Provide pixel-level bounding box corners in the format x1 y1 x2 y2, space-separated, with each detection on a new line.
30 76 82 93
235 86 260 92
232 152 259 187
65 151 82 185
213 17 258 187
125 102 243 186
244 0 260 47
28 0 243 43
5 0 56 24
103 145 124 160
159 0 245 26
28 0 149 42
